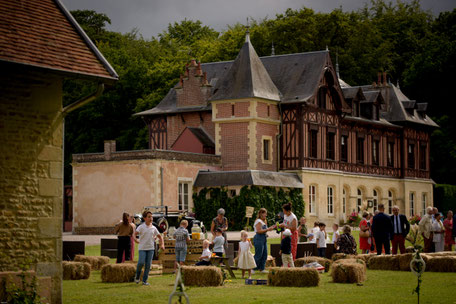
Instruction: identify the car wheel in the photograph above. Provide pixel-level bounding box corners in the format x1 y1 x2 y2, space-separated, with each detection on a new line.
157 217 169 234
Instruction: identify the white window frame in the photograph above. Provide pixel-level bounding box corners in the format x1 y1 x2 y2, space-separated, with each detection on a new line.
178 178 192 211
327 186 334 215
357 188 363 213
342 188 346 214
309 185 316 215
409 192 415 217
373 189 378 212
421 193 427 215
388 190 393 214
261 135 273 164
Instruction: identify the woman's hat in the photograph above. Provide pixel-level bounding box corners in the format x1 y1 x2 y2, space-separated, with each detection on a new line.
283 229 292 236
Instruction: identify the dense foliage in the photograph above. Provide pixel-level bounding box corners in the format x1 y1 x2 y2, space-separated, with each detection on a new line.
434 184 456 214
64 1 456 186
193 186 304 231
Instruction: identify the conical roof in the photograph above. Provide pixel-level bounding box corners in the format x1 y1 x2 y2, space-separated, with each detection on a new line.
209 34 281 102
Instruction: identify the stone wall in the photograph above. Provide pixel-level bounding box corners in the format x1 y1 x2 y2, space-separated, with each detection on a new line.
0 68 63 303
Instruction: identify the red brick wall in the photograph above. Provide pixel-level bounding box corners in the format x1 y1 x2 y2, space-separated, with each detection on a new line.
167 112 214 148
220 122 249 170
256 102 279 120
256 122 279 171
176 65 211 108
171 128 204 153
216 102 250 119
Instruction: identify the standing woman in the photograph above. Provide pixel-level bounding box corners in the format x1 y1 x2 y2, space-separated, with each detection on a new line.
115 212 133 263
134 211 165 285
211 208 228 251
443 211 454 251
359 212 370 254
279 203 298 260
122 215 137 262
253 208 275 273
432 213 445 252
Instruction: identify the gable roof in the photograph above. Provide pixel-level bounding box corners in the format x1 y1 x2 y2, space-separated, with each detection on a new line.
0 0 118 82
187 127 215 148
135 50 331 116
210 34 281 102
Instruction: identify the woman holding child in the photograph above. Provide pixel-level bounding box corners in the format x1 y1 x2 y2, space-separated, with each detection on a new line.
211 208 228 251
279 203 298 260
253 208 275 273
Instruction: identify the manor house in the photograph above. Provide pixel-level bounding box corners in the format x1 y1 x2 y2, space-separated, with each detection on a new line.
73 32 436 230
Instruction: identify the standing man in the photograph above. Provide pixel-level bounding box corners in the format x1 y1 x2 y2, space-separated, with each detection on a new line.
372 204 393 255
390 206 410 254
419 207 434 253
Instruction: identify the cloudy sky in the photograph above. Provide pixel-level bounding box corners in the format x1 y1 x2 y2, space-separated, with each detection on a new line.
62 0 455 39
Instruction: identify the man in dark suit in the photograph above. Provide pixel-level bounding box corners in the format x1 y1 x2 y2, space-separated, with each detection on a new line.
372 204 393 255
390 206 410 254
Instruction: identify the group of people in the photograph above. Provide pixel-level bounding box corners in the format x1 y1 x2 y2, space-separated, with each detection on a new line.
419 207 454 253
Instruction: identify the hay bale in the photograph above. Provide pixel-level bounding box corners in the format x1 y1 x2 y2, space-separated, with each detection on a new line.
426 252 456 257
405 246 415 253
397 253 431 271
331 253 356 261
295 257 332 272
368 255 400 271
62 261 91 280
426 256 456 272
268 267 319 287
266 255 276 268
101 264 136 283
331 261 366 283
181 266 223 287
74 255 110 270
356 254 376 264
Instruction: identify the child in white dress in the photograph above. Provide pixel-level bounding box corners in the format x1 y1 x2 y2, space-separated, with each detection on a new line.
237 230 257 279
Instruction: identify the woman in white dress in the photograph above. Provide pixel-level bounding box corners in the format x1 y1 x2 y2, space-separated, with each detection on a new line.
237 230 256 279
432 213 445 252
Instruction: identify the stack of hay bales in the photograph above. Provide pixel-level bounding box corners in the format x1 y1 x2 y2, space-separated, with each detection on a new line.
331 253 356 261
356 254 376 264
266 255 276 268
62 261 91 280
101 264 136 283
268 268 319 287
368 255 400 271
426 256 456 272
74 255 110 270
294 257 332 272
181 266 223 287
331 259 366 283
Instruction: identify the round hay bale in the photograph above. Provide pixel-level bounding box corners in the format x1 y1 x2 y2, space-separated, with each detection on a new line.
268 267 319 287
181 266 223 287
331 261 366 283
295 257 332 272
74 255 110 270
331 253 356 261
368 255 400 271
101 264 136 283
62 261 91 280
266 255 276 268
426 256 456 272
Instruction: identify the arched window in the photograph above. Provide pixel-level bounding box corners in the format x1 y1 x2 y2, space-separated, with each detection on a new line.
357 188 363 213
373 189 378 212
388 191 393 214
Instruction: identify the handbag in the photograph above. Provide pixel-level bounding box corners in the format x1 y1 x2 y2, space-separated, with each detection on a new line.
359 229 370 238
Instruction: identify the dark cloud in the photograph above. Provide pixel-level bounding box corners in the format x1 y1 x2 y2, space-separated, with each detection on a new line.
62 0 455 39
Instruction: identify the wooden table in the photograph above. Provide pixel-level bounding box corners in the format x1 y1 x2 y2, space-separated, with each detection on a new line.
210 257 236 279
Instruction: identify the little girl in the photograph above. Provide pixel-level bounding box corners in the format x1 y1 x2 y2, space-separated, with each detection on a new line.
237 230 257 279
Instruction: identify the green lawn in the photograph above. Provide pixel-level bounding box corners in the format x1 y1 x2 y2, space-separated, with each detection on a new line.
63 269 456 304
63 232 450 304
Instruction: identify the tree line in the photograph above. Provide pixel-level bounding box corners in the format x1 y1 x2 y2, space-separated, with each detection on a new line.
64 0 456 186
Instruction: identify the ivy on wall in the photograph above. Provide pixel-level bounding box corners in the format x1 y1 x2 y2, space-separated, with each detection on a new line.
193 186 305 231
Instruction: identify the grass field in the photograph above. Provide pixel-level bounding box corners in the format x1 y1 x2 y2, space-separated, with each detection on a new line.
63 231 453 304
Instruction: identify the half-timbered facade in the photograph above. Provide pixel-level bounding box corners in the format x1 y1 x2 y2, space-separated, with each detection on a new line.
136 32 437 223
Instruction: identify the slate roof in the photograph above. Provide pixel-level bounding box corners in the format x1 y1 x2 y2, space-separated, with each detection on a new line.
362 91 384 104
342 87 364 100
210 34 281 102
135 50 331 116
187 127 214 148
193 170 304 188
0 0 118 82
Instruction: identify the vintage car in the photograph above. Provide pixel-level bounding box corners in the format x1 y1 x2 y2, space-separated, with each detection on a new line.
133 206 204 235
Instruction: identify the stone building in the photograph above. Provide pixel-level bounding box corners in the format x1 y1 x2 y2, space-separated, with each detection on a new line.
0 0 117 302
135 31 437 225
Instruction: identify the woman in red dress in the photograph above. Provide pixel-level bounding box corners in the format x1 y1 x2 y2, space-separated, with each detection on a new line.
443 210 454 251
359 212 370 254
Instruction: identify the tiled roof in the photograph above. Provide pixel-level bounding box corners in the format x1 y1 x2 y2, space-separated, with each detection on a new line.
0 0 117 81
